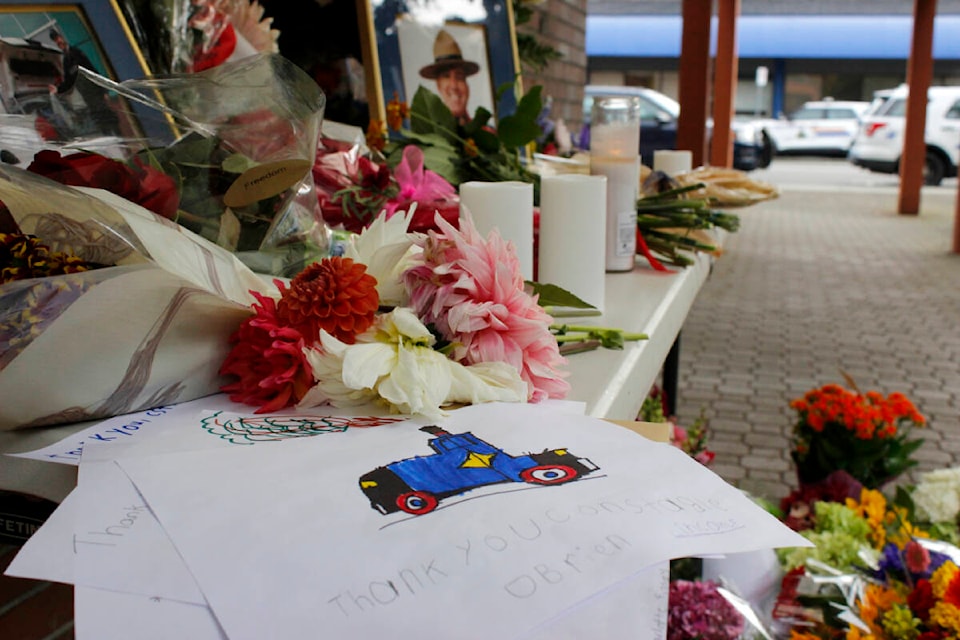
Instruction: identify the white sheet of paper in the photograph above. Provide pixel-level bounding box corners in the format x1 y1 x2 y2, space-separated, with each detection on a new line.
521 562 670 640
72 565 669 640
74 587 226 640
8 394 249 465
4 488 78 584
73 459 206 604
4 407 412 595
117 402 809 640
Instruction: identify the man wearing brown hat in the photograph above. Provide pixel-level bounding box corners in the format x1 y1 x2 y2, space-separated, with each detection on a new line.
419 29 479 125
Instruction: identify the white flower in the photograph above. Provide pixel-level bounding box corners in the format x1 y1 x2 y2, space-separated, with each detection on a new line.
344 206 419 307
912 483 960 523
911 465 960 523
299 307 525 419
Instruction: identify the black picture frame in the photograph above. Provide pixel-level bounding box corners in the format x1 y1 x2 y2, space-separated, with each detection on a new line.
0 0 169 143
361 0 521 125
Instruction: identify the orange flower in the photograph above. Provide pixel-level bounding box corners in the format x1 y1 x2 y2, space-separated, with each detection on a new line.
386 93 410 131
277 257 380 345
464 138 479 157
366 119 386 152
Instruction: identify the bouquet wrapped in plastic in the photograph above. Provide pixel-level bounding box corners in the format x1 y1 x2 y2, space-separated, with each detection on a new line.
116 0 278 74
25 53 329 277
0 164 272 430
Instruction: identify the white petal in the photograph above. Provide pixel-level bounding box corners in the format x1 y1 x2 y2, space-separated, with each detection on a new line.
447 361 527 405
341 342 397 389
377 344 451 418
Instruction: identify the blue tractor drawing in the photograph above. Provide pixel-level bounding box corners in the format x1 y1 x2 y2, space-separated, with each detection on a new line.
359 426 598 515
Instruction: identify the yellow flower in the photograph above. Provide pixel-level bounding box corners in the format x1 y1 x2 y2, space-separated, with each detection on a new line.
929 601 960 634
366 119 386 152
386 93 409 131
857 583 904 635
848 488 889 548
931 561 959 597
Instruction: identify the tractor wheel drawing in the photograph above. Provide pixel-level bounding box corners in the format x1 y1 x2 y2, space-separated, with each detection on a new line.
396 491 439 515
520 464 579 485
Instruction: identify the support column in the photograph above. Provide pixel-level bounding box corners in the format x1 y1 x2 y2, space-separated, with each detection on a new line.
710 0 740 168
677 0 713 167
898 0 937 215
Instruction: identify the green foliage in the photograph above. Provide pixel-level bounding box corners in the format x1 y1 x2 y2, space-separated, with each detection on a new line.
526 281 596 310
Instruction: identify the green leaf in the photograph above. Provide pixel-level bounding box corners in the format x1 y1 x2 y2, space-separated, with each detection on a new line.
464 107 493 136
497 86 543 149
527 282 597 309
472 128 502 154
420 145 462 185
410 87 458 143
222 153 258 174
394 129 458 153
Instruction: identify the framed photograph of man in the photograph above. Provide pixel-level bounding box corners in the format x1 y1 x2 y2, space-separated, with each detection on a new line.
362 0 520 126
0 1 164 163
396 20 493 125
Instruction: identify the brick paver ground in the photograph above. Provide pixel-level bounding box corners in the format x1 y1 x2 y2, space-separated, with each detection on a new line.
674 185 960 505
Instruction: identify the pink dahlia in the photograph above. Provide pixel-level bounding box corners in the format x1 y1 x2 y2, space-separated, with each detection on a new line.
220 290 314 413
403 212 569 402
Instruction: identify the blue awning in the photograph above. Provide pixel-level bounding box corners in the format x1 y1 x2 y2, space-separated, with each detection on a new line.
586 14 960 60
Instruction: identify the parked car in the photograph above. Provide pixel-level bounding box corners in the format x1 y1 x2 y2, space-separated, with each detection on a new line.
757 99 871 156
848 84 960 186
581 85 769 171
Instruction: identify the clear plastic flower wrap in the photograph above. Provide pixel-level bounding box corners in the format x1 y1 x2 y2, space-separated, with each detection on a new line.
7 53 329 277
0 164 273 430
116 0 278 74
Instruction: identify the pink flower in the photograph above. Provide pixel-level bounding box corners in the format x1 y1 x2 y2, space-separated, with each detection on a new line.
383 146 460 233
667 580 744 640
403 212 569 402
219 289 314 413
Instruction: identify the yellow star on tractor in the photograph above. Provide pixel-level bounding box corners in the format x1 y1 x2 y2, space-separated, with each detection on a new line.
460 451 496 468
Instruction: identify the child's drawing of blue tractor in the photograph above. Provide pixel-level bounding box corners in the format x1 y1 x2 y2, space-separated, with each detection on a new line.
359 426 598 515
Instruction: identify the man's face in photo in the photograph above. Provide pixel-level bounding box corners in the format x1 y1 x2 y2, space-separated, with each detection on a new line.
436 67 469 120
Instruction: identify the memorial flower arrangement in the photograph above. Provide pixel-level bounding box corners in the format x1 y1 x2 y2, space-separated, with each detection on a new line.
790 381 926 488
219 208 569 418
313 140 460 234
773 485 960 640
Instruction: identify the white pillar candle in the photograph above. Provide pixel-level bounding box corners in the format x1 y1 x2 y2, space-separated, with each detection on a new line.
590 155 639 272
653 149 693 176
459 181 535 281
538 174 607 311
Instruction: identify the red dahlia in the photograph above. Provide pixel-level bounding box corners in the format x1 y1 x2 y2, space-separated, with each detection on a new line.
277 257 379 344
219 291 313 413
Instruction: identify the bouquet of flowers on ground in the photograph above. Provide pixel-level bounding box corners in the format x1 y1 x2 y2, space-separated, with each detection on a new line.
773 485 960 639
789 380 926 489
219 206 570 419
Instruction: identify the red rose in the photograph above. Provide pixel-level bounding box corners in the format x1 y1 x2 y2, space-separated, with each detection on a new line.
27 149 115 186
28 151 180 220
132 158 180 220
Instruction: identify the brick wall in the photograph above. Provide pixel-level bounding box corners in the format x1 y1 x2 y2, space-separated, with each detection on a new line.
515 0 588 134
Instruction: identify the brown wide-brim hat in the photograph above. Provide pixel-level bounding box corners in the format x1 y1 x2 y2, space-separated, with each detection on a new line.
419 29 480 79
